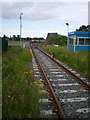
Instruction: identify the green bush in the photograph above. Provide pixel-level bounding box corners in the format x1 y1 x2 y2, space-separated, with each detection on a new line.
52 35 67 46
47 35 67 46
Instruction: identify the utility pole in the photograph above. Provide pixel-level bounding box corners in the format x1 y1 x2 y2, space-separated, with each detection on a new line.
20 13 23 47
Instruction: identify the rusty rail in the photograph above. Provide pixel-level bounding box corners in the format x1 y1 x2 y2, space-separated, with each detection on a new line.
31 45 67 120
35 45 90 91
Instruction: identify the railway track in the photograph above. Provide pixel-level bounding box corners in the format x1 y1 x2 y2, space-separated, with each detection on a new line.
30 43 90 120
32 54 59 119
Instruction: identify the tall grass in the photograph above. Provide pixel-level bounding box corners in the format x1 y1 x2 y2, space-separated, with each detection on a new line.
41 45 89 80
2 46 40 119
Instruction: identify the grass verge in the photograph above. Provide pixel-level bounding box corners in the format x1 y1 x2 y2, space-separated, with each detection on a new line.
41 45 89 80
2 46 40 119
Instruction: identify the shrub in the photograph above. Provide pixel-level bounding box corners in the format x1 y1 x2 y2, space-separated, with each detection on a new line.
47 35 67 46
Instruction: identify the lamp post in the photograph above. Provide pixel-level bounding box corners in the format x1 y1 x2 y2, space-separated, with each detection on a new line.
66 23 69 48
20 13 23 47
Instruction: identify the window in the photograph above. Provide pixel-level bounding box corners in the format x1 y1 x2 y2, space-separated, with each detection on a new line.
69 37 73 45
85 38 90 45
79 38 84 45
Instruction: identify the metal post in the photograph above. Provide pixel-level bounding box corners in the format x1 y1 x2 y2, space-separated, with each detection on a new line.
73 37 76 52
77 38 79 45
66 23 69 48
84 38 86 45
20 13 23 47
67 26 69 48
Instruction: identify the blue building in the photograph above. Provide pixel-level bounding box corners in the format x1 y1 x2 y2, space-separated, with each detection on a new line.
68 31 90 51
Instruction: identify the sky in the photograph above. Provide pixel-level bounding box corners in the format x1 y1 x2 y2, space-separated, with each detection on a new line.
0 0 90 38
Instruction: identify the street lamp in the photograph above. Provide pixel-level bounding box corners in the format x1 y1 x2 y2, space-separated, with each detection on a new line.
20 13 23 47
66 23 69 48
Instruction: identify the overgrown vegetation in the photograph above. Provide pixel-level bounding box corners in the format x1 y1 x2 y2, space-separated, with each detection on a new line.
41 45 89 80
47 34 67 46
52 35 67 46
2 46 41 119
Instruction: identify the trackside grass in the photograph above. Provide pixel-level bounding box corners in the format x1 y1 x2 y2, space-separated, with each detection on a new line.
2 46 41 119
41 45 89 80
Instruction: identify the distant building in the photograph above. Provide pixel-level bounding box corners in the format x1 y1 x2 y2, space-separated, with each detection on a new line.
46 33 58 44
46 33 58 39
68 31 90 51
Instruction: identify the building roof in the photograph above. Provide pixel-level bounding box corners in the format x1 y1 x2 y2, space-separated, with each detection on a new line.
46 33 58 39
68 31 90 37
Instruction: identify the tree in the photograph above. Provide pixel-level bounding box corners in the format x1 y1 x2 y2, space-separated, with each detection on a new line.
47 34 67 46
12 35 17 41
9 36 12 41
2 35 9 40
87 25 90 31
76 25 90 31
32 37 44 40
17 35 20 41
52 35 67 46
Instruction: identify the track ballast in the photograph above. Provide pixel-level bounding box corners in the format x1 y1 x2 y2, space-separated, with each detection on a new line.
31 43 90 120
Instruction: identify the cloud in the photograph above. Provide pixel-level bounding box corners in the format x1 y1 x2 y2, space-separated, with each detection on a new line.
0 2 88 37
1 2 33 19
1 0 90 2
1 2 88 23
1 2 65 21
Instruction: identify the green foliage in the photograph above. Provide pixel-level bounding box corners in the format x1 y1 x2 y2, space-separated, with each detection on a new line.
41 45 89 80
9 35 20 41
53 35 67 46
2 46 40 119
48 35 67 46
76 25 90 31
1 35 45 42
32 37 44 40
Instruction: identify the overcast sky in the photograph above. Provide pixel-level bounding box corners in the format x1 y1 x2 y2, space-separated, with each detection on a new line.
0 0 89 38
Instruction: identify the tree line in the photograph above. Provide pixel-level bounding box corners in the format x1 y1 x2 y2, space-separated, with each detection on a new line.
76 25 90 31
1 35 45 41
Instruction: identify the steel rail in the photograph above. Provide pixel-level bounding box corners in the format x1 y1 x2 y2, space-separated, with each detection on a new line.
35 45 90 91
31 45 67 120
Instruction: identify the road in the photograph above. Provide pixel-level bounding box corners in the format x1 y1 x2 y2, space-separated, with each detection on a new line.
8 42 30 49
